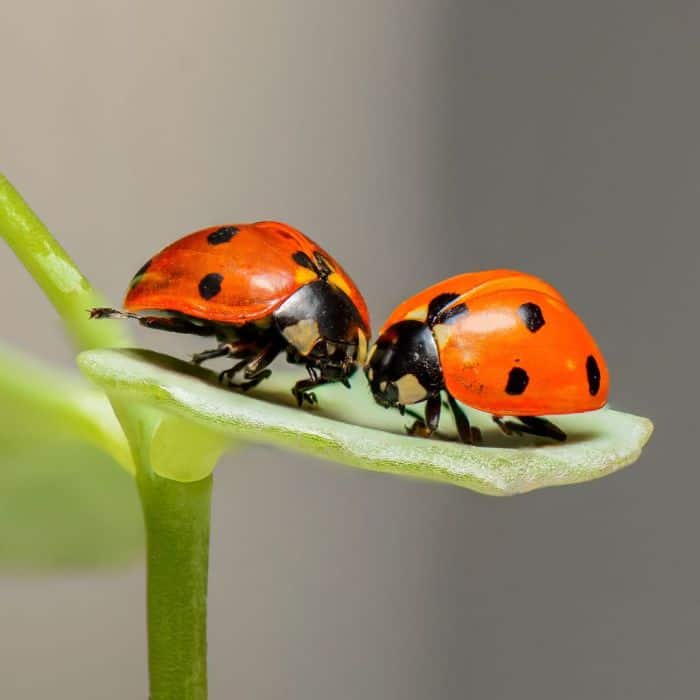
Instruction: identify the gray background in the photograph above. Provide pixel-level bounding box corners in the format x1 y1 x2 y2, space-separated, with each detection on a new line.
0 1 695 698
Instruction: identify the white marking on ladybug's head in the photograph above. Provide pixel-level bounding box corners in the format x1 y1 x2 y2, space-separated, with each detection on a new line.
356 329 368 364
394 373 428 404
366 342 377 364
282 319 321 356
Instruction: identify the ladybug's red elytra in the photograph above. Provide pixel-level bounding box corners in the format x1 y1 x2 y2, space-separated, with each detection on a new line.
364 270 609 443
91 221 370 405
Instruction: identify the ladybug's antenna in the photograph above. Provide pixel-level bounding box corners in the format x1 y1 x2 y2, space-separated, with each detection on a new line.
89 307 140 320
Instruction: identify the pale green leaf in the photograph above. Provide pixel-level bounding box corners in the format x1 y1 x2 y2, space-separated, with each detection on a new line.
78 349 653 496
0 342 133 472
0 344 141 569
0 439 142 570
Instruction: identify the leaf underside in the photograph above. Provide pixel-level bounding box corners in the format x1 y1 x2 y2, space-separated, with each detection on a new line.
0 439 142 570
79 348 653 496
0 343 141 570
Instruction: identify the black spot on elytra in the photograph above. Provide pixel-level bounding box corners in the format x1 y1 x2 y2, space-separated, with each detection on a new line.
427 293 458 325
586 355 601 396
291 250 333 281
427 293 468 327
437 303 468 326
207 226 238 245
292 251 315 270
505 367 529 395
518 302 545 332
198 273 223 300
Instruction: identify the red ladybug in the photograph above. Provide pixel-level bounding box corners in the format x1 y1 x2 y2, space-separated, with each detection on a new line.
91 221 370 405
364 270 609 442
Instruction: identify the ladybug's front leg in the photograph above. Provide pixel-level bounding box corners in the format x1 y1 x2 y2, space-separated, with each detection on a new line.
291 367 329 407
90 308 215 336
406 393 442 438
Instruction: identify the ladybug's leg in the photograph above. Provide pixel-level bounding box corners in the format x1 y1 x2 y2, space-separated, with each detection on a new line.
291 370 329 407
192 338 260 365
218 358 251 387
137 316 215 336
492 415 567 442
192 345 234 365
406 393 441 438
236 342 284 391
516 416 567 442
90 308 215 336
220 342 282 391
492 416 513 436
446 394 481 445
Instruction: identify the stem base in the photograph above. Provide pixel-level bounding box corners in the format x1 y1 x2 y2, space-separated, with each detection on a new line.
137 471 211 700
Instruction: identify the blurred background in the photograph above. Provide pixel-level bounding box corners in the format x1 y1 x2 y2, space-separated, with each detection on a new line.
0 1 695 698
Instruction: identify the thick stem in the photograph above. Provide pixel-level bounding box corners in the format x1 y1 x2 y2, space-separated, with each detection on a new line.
137 470 212 700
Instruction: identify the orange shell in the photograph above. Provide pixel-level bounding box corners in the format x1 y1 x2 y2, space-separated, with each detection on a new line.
379 270 565 334
124 221 370 330
383 270 608 416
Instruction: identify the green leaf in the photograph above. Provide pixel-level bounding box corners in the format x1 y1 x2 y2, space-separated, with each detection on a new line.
0 342 133 473
0 344 141 570
78 348 653 496
108 397 232 483
0 438 142 570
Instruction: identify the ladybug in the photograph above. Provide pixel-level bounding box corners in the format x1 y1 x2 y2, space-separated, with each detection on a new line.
91 221 370 405
364 270 609 443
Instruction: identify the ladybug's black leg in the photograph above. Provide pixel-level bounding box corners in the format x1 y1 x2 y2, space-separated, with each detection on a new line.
492 415 567 442
446 393 481 445
236 342 283 391
137 316 215 336
406 393 441 438
291 372 330 407
90 308 215 336
219 358 251 387
220 342 282 391
192 344 234 365
516 416 567 442
90 308 139 320
192 339 259 366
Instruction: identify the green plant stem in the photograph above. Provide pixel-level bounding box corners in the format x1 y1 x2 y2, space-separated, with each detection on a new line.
0 171 127 350
0 171 217 697
137 469 212 700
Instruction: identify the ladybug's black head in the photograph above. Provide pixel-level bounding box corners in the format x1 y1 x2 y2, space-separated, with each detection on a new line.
273 280 369 382
365 320 443 408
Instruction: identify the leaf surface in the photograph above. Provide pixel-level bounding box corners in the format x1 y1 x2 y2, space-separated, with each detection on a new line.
79 349 653 495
